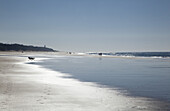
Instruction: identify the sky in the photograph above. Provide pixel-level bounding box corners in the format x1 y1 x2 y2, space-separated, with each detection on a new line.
0 0 170 52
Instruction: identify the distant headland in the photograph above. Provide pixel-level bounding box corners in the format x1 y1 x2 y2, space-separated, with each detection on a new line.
0 42 57 52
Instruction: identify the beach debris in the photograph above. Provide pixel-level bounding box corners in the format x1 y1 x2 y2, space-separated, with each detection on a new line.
28 57 35 60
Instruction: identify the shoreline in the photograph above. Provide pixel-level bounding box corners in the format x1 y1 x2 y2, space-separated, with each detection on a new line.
0 55 170 111
1 51 170 60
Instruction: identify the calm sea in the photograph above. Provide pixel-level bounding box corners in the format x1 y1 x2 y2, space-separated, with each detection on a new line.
35 55 170 103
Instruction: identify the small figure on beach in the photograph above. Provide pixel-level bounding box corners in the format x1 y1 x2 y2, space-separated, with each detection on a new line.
28 57 35 60
98 53 102 56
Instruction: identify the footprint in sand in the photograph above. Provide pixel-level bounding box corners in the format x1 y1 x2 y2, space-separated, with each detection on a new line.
40 102 44 104
0 101 7 110
36 99 41 102
47 93 51 95
37 95 45 105
37 83 53 105
43 84 52 96
2 101 7 105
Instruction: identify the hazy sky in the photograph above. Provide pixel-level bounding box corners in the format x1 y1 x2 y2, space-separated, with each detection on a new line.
0 0 170 52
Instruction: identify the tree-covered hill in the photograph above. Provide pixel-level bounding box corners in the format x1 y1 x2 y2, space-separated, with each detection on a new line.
0 43 56 52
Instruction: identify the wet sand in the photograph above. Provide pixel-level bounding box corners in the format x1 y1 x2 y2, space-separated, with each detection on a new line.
0 55 169 111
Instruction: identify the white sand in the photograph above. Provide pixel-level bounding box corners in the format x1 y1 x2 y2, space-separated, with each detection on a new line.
0 55 169 111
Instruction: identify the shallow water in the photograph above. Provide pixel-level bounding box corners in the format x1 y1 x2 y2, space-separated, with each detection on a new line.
34 56 170 103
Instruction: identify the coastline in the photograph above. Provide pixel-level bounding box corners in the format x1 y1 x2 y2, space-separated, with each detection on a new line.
0 51 169 60
0 54 169 111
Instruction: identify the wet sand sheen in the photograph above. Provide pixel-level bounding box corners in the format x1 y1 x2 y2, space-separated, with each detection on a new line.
0 56 169 111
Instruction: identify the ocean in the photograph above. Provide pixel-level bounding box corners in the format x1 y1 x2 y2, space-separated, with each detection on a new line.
33 55 170 104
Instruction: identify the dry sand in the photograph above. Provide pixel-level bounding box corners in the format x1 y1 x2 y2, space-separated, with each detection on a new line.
0 54 169 111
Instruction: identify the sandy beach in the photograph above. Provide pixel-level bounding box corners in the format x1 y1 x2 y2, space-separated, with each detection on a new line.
0 54 169 111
